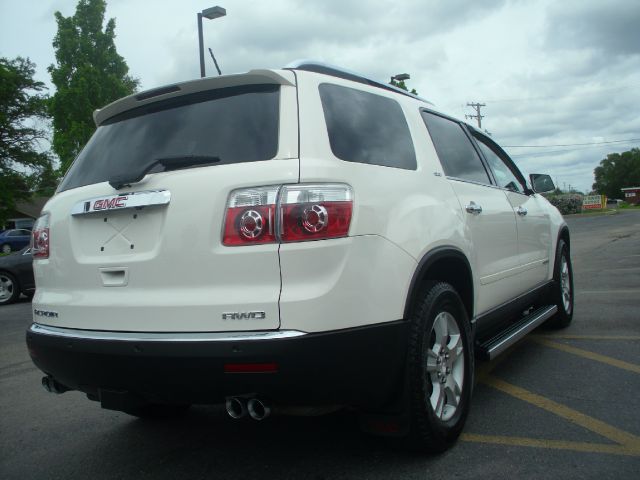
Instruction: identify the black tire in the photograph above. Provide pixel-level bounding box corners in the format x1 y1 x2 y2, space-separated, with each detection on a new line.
403 281 474 452
0 271 20 305
123 403 191 419
547 239 574 329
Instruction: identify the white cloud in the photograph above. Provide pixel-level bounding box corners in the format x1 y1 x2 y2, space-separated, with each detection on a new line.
1 0 639 193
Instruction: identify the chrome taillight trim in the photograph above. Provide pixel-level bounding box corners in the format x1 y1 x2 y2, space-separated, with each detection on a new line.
70 189 171 216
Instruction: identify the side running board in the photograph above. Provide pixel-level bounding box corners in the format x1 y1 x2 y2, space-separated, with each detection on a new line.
478 305 558 360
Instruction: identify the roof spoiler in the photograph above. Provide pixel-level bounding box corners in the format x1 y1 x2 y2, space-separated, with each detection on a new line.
93 69 295 126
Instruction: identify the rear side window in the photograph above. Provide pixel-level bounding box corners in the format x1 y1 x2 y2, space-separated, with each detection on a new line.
58 84 280 192
421 111 490 184
319 83 416 170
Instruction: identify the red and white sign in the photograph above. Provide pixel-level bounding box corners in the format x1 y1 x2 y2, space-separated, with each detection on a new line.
582 195 604 210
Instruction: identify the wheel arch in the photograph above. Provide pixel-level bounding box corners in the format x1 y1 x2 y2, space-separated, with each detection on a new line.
554 225 571 270
404 246 474 322
557 225 570 249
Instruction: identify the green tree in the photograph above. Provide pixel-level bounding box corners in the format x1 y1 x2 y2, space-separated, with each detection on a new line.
592 148 640 199
49 0 138 174
0 56 53 225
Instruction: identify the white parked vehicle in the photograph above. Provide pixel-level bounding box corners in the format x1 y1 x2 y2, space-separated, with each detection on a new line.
27 62 573 451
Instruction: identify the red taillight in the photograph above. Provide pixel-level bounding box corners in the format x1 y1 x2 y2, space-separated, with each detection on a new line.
222 184 353 246
223 187 278 246
32 213 50 258
279 184 353 242
281 202 353 241
223 206 276 245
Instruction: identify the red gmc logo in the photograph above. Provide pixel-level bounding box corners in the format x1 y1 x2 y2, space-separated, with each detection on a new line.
93 196 128 210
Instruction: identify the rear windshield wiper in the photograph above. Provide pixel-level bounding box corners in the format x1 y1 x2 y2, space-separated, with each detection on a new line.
109 155 221 189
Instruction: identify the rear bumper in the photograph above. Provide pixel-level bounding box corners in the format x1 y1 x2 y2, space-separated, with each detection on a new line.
26 321 407 410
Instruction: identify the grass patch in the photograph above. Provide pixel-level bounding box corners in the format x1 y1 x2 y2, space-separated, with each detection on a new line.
567 208 618 216
619 203 640 210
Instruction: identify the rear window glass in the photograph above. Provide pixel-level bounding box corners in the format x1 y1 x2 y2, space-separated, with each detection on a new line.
421 111 490 184
58 84 280 192
319 83 416 170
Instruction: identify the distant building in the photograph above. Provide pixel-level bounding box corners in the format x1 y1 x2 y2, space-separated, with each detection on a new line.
621 187 640 205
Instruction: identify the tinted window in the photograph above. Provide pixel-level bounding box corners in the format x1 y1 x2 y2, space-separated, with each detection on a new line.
474 134 526 193
319 83 416 170
59 84 280 192
421 111 490 184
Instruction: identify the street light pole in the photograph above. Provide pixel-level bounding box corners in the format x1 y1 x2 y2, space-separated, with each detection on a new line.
197 6 226 78
197 13 205 78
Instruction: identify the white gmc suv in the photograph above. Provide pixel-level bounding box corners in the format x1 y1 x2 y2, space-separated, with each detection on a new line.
27 61 573 452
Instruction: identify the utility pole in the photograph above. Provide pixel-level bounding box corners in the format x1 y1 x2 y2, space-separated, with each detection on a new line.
466 102 486 129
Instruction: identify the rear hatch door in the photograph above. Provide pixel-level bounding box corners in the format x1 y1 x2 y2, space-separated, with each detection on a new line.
34 70 298 332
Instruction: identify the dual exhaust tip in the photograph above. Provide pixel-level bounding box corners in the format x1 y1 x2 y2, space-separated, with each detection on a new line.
41 376 69 394
226 397 271 421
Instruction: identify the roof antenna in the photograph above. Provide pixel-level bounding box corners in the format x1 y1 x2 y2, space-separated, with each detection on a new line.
208 48 222 76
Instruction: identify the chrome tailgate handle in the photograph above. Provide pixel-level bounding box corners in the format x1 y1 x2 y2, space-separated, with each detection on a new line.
465 202 483 215
71 190 171 216
516 206 528 216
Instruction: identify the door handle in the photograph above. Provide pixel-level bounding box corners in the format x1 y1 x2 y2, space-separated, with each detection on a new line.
516 206 528 216
465 202 483 215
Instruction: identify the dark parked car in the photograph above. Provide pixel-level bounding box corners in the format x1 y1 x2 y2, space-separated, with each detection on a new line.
0 229 32 253
0 247 35 305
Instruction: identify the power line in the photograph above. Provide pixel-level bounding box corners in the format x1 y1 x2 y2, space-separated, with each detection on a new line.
503 138 640 148
483 82 640 103
510 146 609 158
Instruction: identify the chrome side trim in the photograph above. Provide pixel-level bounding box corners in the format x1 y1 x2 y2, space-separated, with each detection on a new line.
71 190 171 216
485 305 558 360
29 323 306 342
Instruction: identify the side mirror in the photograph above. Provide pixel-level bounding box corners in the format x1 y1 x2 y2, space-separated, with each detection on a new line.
530 174 555 193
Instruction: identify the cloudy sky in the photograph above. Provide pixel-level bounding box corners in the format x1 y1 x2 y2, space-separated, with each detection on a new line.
2 0 639 193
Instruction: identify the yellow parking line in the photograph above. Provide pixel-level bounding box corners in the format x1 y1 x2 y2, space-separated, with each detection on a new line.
531 338 640 374
461 434 640 457
471 335 640 456
481 375 640 449
531 334 640 341
576 289 640 295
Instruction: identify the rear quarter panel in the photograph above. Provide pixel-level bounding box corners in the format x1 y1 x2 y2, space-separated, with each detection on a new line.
278 72 469 332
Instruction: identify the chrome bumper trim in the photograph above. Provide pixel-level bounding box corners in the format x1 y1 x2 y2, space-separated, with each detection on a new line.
29 323 307 342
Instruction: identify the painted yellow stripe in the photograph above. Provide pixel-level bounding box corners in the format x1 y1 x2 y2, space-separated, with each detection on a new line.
531 334 640 341
577 289 640 295
482 375 640 448
461 434 640 457
531 338 640 374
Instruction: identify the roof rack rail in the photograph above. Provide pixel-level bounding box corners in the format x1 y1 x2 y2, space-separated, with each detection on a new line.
284 60 433 105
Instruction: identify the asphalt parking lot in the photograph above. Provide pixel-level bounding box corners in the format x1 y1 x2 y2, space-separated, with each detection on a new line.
1 210 639 479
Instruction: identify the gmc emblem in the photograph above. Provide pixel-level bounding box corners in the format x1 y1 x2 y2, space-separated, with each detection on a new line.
222 311 266 320
93 196 128 211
